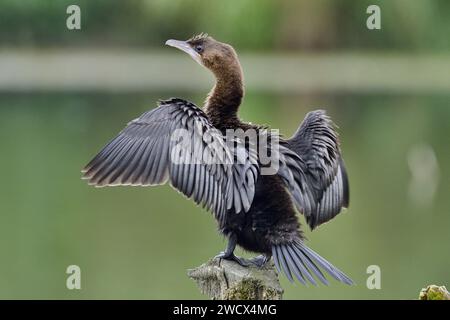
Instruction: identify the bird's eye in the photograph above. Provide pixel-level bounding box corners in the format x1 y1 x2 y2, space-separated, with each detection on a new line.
195 45 204 53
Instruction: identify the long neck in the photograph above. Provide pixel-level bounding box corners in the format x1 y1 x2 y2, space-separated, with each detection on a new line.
204 62 244 127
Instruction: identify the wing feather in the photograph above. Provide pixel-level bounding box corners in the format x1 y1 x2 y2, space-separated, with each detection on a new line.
82 98 258 220
278 110 349 229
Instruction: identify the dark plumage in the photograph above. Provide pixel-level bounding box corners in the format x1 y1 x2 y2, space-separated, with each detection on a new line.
82 34 352 286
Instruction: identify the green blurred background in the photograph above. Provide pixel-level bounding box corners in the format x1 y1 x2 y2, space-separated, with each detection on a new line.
0 0 449 299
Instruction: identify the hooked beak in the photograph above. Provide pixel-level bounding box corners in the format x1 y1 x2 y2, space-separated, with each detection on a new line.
165 39 202 65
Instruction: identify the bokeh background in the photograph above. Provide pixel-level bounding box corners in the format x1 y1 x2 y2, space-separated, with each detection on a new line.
0 0 449 299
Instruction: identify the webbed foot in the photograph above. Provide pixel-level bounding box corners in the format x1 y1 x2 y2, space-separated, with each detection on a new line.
248 254 270 268
214 251 250 267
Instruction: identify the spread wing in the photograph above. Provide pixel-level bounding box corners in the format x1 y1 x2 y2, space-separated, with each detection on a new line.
279 110 349 230
82 98 259 222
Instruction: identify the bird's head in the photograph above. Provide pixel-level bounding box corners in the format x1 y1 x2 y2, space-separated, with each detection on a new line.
165 33 241 78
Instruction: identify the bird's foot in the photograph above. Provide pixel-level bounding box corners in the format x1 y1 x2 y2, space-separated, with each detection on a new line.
248 254 270 268
214 251 250 267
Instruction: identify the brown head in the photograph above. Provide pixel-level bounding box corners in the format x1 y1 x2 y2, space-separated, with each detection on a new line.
166 33 244 123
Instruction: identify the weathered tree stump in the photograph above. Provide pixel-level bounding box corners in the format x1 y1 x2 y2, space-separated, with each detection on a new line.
188 258 283 300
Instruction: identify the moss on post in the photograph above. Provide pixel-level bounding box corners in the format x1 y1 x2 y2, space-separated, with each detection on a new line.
419 285 450 300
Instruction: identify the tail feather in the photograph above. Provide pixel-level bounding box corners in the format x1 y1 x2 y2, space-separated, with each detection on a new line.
283 245 316 285
293 246 329 285
283 245 318 286
275 246 295 283
272 242 353 286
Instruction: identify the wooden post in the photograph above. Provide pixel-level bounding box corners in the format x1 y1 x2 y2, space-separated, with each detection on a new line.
188 258 283 300
419 285 450 300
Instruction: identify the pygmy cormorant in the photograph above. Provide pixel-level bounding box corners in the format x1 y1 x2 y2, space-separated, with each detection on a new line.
82 33 353 286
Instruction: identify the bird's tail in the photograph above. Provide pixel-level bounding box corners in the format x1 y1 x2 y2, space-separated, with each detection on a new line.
271 240 353 286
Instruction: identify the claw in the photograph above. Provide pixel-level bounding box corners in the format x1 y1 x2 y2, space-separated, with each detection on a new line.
214 251 227 259
248 255 270 268
214 252 250 267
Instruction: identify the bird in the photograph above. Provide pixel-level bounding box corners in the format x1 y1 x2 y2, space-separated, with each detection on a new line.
82 33 353 286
